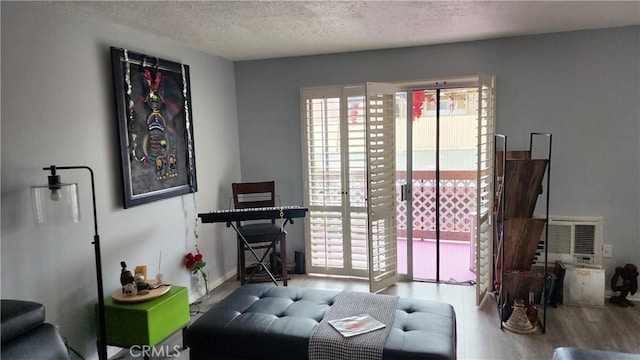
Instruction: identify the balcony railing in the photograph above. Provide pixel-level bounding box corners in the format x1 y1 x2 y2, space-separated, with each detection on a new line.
395 170 478 281
397 170 477 242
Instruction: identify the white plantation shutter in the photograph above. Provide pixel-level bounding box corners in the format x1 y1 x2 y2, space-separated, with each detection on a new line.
346 92 368 273
302 86 370 277
301 84 398 287
476 74 496 305
349 212 368 270
366 82 399 293
302 88 346 273
309 211 344 268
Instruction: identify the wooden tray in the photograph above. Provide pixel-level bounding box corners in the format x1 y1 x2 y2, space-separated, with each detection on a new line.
111 284 171 303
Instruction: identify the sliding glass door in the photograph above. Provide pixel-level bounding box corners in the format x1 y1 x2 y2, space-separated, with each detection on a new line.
395 76 495 304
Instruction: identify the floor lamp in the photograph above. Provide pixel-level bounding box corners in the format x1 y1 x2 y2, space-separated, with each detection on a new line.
31 165 108 360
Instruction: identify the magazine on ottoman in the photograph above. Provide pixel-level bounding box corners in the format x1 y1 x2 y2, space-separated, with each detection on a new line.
328 314 386 337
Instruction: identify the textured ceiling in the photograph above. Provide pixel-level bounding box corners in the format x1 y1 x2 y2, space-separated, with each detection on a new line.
44 1 640 61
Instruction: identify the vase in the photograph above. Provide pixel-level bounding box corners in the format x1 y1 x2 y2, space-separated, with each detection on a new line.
191 272 203 296
502 298 536 334
201 270 209 298
190 271 209 298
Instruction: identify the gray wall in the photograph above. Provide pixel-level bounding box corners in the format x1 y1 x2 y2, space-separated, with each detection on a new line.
235 26 640 282
1 3 241 358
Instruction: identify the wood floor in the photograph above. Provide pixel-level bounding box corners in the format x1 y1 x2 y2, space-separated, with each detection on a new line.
111 275 640 360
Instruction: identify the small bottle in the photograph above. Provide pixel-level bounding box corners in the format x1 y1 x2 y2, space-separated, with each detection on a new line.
526 291 538 327
120 261 134 286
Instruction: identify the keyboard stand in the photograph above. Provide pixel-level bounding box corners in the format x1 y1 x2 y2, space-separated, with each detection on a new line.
198 207 308 287
228 221 285 286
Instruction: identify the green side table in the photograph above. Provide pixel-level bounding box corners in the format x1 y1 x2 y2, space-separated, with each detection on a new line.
104 286 189 350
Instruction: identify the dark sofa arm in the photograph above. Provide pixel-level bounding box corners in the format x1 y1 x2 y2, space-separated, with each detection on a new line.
1 323 69 360
1 300 46 343
1 299 69 360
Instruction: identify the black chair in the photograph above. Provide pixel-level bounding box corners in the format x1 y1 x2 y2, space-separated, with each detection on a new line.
232 181 287 286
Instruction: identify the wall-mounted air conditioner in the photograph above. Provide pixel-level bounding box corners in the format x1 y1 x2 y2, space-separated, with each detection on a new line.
533 216 603 267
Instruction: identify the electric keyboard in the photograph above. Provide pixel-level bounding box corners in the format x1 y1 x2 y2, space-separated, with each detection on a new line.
198 206 308 224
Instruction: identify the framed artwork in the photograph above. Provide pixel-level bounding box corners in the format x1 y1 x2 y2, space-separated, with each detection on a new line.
111 47 197 208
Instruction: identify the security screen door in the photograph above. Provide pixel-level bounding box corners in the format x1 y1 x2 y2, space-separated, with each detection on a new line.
395 75 496 305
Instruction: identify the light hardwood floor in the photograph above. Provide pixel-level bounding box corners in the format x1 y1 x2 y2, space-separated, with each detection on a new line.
111 275 640 360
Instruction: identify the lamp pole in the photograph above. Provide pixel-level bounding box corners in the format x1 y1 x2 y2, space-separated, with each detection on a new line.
43 165 108 360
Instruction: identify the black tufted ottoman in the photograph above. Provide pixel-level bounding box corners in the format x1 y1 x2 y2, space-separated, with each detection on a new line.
186 284 456 360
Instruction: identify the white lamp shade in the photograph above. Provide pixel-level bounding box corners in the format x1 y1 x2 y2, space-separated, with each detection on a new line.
31 182 81 224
